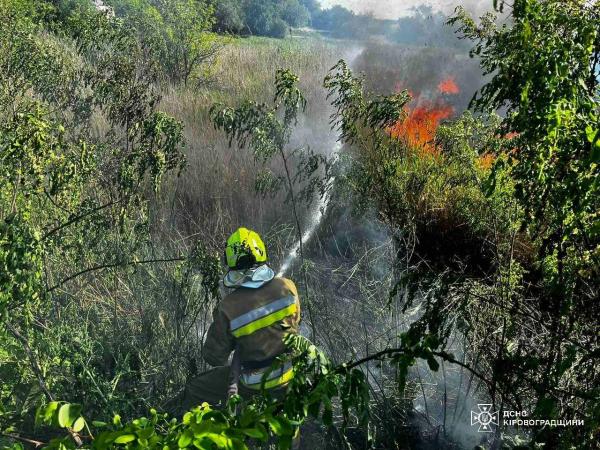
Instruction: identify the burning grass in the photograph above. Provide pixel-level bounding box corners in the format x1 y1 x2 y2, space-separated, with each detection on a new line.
388 77 497 175
388 102 454 155
388 77 459 155
363 105 514 276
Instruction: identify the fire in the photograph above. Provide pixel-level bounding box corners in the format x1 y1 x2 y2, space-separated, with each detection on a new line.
388 102 454 154
388 77 461 154
438 77 460 95
388 78 498 170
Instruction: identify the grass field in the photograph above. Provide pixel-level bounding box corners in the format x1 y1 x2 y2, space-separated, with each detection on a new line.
156 36 348 256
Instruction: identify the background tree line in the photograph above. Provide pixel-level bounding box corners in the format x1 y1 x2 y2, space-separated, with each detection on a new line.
99 0 464 44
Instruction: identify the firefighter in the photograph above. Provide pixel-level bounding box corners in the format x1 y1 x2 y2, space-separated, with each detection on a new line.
175 227 301 411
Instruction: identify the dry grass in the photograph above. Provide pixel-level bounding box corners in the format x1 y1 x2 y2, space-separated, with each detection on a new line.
155 36 345 257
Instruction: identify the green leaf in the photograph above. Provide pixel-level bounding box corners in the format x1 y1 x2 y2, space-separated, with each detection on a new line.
72 417 86 433
58 404 82 428
267 415 292 436
137 427 155 440
242 424 267 441
36 401 59 426
586 126 600 162
177 430 193 448
114 434 136 444
202 433 230 447
426 355 440 371
585 125 599 145
239 408 258 428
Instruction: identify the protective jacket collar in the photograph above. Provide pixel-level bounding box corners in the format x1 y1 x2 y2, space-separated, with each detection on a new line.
223 264 275 289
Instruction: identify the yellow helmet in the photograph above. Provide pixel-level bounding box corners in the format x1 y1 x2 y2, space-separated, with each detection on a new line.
225 227 268 270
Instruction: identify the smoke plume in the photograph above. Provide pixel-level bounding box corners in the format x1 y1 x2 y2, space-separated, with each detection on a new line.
320 0 493 19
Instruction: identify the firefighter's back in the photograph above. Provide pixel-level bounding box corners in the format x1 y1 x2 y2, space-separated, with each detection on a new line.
222 277 299 361
221 277 300 390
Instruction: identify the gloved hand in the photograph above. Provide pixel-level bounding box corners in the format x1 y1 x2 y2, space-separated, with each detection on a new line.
227 382 238 398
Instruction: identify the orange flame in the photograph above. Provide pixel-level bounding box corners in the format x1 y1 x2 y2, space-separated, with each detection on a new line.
438 77 460 95
389 78 499 169
388 77 462 154
389 102 454 154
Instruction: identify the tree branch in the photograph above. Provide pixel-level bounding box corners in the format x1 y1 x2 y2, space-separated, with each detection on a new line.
46 257 186 293
340 347 491 392
42 199 122 241
5 322 54 401
6 323 86 447
1 433 45 448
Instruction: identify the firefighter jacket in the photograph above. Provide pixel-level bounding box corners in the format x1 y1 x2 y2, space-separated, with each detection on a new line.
203 277 300 389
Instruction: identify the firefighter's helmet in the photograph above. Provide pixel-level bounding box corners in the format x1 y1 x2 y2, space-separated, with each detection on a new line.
225 227 268 270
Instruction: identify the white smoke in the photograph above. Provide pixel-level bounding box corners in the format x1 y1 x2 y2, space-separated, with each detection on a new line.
319 0 492 19
92 0 115 17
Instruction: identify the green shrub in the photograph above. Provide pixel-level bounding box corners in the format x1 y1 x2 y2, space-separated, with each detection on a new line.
280 0 309 28
214 0 245 34
268 17 288 39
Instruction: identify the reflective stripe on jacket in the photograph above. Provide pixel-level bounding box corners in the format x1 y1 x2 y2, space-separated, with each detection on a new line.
230 294 296 338
240 361 294 390
203 277 300 388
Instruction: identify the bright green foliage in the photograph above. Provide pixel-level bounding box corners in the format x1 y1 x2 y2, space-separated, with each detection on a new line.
0 217 42 318
451 0 599 279
0 0 188 437
107 0 220 84
27 335 374 450
36 401 257 450
449 1 599 445
283 335 370 431
23 331 449 450
127 111 186 192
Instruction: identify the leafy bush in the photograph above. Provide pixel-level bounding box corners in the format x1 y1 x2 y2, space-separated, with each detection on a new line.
0 0 192 433
268 17 289 39
448 2 599 445
8 335 375 450
280 0 309 28
214 0 245 34
107 0 220 84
